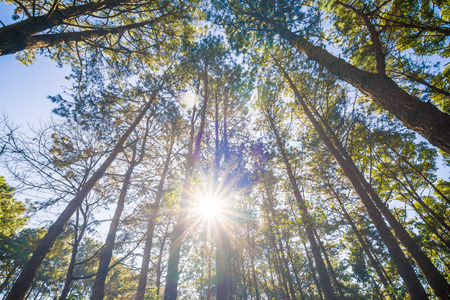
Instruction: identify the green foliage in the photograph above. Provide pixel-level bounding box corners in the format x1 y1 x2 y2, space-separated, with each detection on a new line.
0 176 26 237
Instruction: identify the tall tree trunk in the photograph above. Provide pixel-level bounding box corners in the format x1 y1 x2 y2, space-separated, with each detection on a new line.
5 90 159 300
263 19 450 154
264 187 297 300
215 89 232 300
18 17 168 54
135 132 175 300
303 242 325 300
314 95 450 299
58 209 88 300
247 229 260 300
265 110 337 300
313 230 345 299
91 153 137 300
278 65 431 299
326 183 396 300
156 221 171 296
165 90 208 299
286 241 306 300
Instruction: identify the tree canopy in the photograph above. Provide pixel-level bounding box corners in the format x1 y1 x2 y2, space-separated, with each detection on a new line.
0 0 449 299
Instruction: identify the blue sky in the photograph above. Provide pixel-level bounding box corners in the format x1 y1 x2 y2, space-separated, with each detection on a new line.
0 2 70 128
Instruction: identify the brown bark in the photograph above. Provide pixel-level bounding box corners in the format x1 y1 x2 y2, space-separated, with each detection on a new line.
264 188 297 300
303 242 324 300
58 209 88 300
262 19 450 154
135 133 174 300
277 66 430 299
156 222 170 295
313 230 345 299
19 16 169 54
266 111 337 300
90 153 137 300
314 100 450 299
327 184 396 299
0 0 134 55
5 90 159 300
165 92 208 300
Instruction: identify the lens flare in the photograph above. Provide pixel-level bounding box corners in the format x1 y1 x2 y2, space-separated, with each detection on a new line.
197 194 222 220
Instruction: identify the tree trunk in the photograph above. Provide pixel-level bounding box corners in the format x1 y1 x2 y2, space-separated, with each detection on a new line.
135 133 175 300
264 20 450 154
91 156 136 300
5 90 159 300
327 184 396 299
266 111 337 300
303 242 325 300
58 209 88 300
313 230 345 299
19 17 166 54
156 222 171 296
279 65 430 299
165 93 208 300
0 0 130 55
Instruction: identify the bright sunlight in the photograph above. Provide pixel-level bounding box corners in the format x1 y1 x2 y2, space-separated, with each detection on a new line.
196 193 223 220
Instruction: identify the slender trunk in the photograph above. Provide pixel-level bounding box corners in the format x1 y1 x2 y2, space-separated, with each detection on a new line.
329 185 396 300
58 209 88 300
156 222 170 296
286 241 306 300
305 88 450 299
303 242 324 300
313 230 345 299
378 136 450 205
267 215 290 299
5 91 159 300
91 157 136 300
320 106 450 299
266 111 337 300
135 133 175 300
278 66 430 299
165 92 208 299
247 231 260 300
0 264 18 293
216 224 231 300
265 191 297 300
215 86 231 300
263 20 450 154
378 157 450 236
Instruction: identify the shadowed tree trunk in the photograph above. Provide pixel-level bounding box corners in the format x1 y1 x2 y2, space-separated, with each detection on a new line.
135 130 175 300
260 19 450 154
5 90 159 300
265 109 337 300
58 208 88 300
165 87 208 299
91 131 149 300
277 65 431 299
0 0 133 55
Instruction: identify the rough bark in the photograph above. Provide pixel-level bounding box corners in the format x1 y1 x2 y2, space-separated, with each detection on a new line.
5 91 159 300
316 102 450 299
0 0 134 55
15 17 166 55
266 111 337 300
135 133 174 300
264 20 450 154
164 95 208 300
90 157 136 300
278 66 429 299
